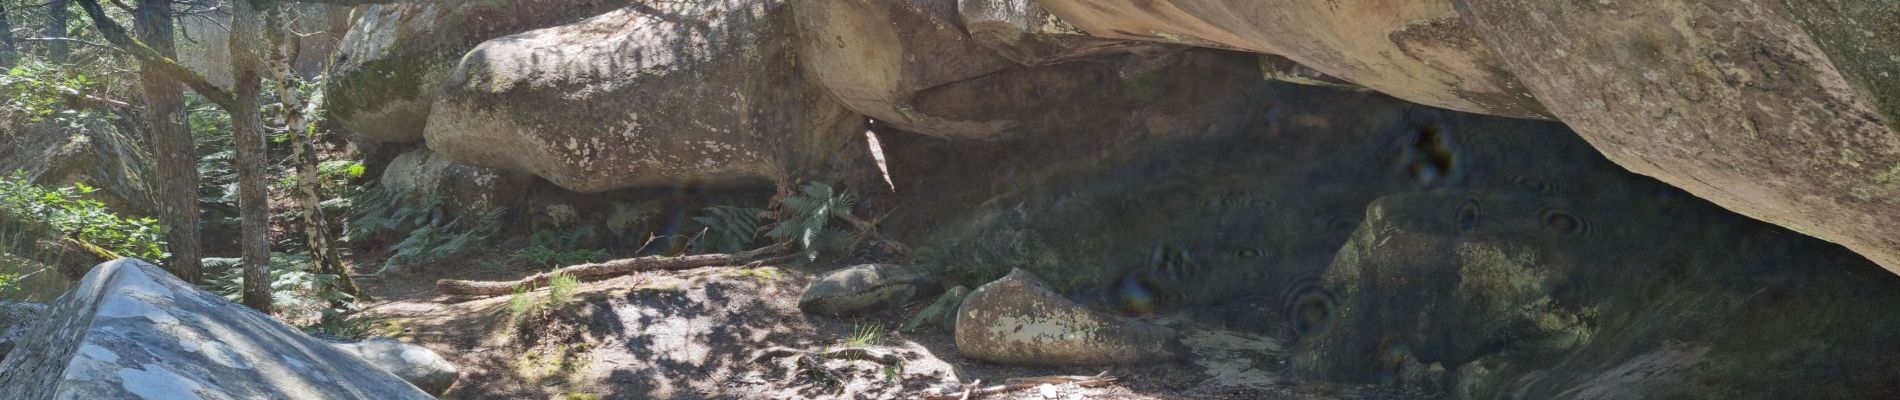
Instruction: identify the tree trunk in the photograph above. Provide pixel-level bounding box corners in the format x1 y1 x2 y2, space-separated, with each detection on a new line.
266 5 360 308
43 0 68 61
1 3 17 67
134 0 204 283
229 0 272 312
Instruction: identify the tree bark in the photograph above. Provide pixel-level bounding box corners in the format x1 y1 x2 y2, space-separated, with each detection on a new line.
43 0 68 61
266 5 360 307
1 2 17 67
437 243 794 296
229 0 272 312
133 0 205 283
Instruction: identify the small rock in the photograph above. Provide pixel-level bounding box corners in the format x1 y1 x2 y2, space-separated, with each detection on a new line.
902 285 971 332
328 337 461 396
799 264 936 317
955 269 1182 366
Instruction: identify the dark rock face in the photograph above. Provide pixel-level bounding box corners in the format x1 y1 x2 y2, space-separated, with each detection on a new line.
326 0 633 143
955 269 1181 366
1297 190 1900 399
798 264 937 316
0 301 46 362
379 146 532 219
1031 0 1552 119
886 73 1900 396
0 259 433 399
426 1 875 192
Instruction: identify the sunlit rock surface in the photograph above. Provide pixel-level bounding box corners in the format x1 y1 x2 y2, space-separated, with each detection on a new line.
0 259 432 399
326 0 633 143
327 337 459 396
426 1 873 192
1450 0 1900 274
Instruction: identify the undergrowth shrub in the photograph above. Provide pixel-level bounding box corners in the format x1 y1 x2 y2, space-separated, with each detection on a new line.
765 182 860 265
345 185 500 273
204 253 355 323
692 205 762 254
0 172 167 262
515 229 608 267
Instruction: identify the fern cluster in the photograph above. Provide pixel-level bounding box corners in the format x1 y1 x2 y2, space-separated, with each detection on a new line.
765 182 860 265
203 253 355 323
515 229 608 267
345 185 499 273
692 205 763 254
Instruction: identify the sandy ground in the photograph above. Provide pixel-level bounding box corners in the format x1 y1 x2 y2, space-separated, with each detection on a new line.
351 253 1411 399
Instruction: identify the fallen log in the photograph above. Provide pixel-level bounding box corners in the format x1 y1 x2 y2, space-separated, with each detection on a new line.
436 242 792 296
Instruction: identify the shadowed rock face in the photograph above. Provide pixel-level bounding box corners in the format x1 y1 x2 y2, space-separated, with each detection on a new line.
379 147 533 219
1033 0 1552 119
426 1 876 192
1297 190 1900 399
0 259 433 399
887 74 1900 396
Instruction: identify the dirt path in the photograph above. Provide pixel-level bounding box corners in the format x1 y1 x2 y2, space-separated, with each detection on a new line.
351 254 1406 399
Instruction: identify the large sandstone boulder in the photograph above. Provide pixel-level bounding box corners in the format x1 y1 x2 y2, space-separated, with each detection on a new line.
1032 0 1551 119
799 264 937 316
791 0 1020 139
955 269 1180 366
1448 0 1900 274
0 259 433 399
424 1 874 192
957 0 1162 66
379 146 532 218
326 0 632 142
1292 191 1900 398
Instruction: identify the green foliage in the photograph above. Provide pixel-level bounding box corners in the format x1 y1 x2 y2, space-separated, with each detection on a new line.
843 322 888 347
204 253 356 322
766 182 860 264
509 286 540 321
0 171 167 261
692 205 762 254
547 271 579 306
346 185 499 273
514 229 608 267
0 61 114 127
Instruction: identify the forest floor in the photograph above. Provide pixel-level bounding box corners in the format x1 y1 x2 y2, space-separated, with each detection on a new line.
348 250 1407 399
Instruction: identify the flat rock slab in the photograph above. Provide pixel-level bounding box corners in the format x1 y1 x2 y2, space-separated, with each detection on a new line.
0 258 432 399
799 263 937 316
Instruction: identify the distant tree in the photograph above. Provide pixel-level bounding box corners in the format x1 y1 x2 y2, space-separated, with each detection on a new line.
74 0 274 309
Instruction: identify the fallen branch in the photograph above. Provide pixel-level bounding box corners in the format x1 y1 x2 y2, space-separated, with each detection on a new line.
436 242 792 296
750 346 905 366
922 372 1118 400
